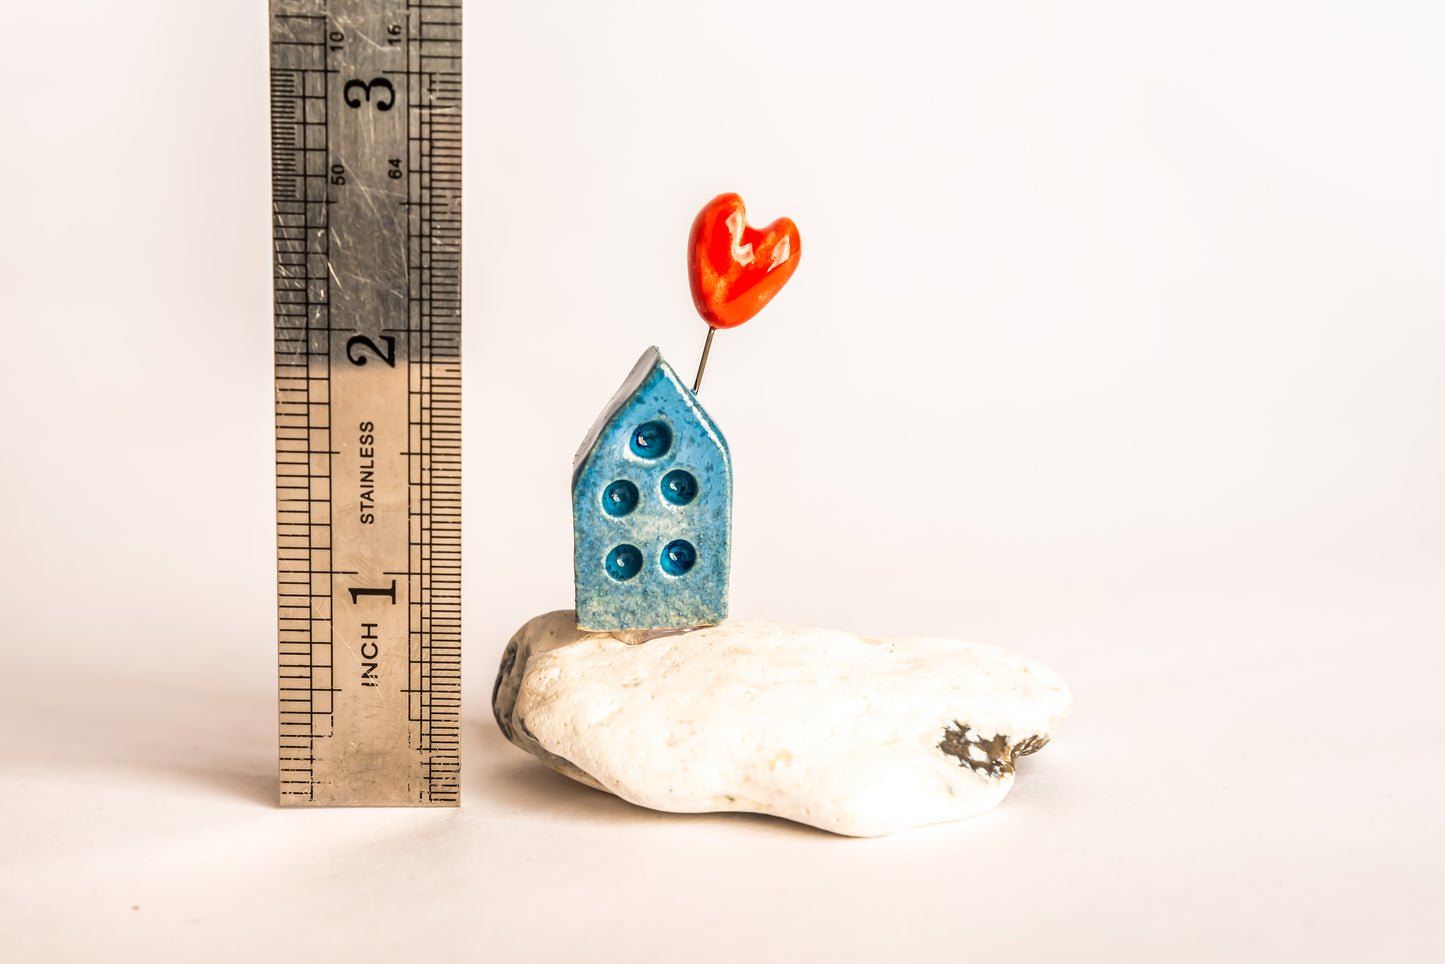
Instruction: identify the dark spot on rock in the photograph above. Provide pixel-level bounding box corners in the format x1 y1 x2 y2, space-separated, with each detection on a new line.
492 639 519 740
938 722 1046 779
1013 734 1050 757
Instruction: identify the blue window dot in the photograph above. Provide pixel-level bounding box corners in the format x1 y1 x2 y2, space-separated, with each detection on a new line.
605 544 643 581
602 480 639 517
660 469 698 506
630 421 672 459
660 539 696 576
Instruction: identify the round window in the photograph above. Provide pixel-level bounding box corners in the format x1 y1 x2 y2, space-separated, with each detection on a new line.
660 539 697 576
605 544 643 581
660 469 698 506
629 421 672 459
602 479 639 517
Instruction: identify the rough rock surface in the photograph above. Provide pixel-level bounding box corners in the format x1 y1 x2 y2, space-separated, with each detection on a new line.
493 610 1071 837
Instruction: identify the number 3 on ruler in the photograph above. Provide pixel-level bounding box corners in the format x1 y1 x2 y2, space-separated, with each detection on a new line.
344 77 395 111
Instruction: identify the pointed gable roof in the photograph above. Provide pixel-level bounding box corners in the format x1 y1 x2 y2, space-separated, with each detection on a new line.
572 346 729 491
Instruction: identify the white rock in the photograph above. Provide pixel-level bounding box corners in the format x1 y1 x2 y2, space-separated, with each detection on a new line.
492 610 1071 837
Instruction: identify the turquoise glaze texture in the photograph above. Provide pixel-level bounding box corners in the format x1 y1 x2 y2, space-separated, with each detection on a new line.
573 347 731 631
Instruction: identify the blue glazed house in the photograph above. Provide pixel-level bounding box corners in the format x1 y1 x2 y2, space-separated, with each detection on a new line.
573 347 732 631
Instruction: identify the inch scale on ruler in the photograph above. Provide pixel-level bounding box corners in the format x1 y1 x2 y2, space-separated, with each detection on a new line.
270 0 461 806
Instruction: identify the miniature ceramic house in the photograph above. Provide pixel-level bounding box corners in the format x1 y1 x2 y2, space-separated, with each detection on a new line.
573 347 732 631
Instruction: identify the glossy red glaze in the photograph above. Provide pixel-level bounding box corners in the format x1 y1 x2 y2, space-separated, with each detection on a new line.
687 193 801 330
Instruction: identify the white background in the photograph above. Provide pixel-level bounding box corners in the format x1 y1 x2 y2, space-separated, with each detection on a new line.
2 1 1442 961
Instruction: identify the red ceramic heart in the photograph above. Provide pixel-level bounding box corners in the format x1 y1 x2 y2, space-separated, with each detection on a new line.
688 193 801 330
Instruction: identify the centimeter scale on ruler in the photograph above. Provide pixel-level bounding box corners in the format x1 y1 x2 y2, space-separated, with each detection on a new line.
270 0 460 806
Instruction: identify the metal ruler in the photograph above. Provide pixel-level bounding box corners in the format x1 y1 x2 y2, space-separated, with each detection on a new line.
270 0 461 806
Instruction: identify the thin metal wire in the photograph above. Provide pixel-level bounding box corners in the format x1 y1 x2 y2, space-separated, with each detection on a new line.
693 328 716 394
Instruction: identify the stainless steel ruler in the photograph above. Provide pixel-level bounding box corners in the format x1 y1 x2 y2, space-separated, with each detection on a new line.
270 0 461 806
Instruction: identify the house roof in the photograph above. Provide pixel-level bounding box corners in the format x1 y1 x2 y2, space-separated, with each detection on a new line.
572 346 728 491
